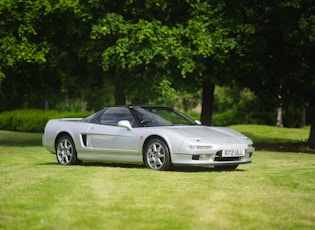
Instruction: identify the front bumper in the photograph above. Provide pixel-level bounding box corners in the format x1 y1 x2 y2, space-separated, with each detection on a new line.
171 147 254 166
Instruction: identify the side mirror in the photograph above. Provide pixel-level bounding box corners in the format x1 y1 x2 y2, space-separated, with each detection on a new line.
118 120 132 131
195 120 202 125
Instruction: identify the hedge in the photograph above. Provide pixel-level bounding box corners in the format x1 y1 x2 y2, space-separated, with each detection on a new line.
0 109 91 133
212 110 275 126
0 109 275 133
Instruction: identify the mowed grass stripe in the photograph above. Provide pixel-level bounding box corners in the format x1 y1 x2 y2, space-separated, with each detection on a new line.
1 146 315 229
1 125 315 229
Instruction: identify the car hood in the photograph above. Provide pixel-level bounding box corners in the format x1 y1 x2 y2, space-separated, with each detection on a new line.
163 125 252 145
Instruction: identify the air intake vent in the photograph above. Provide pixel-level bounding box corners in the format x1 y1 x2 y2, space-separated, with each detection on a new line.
81 134 87 147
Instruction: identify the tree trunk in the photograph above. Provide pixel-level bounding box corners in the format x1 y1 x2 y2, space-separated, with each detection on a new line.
276 107 283 127
80 92 86 112
114 79 126 105
308 116 315 149
201 80 215 126
44 99 49 110
65 92 69 111
299 105 306 128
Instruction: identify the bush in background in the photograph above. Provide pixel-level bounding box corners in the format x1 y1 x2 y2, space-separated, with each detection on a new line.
0 109 90 133
212 111 275 126
0 108 276 132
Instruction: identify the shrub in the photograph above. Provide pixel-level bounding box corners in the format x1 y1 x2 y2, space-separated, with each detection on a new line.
0 109 91 132
212 111 255 126
212 110 275 126
185 110 201 121
0 110 17 131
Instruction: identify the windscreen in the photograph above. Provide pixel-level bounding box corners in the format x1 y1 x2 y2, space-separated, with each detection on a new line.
132 107 196 127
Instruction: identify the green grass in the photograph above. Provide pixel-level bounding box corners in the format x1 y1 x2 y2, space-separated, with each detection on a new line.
0 130 42 146
230 124 310 144
0 126 315 229
230 125 311 152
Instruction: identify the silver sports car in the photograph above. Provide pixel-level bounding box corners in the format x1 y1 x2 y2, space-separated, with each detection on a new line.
42 105 254 170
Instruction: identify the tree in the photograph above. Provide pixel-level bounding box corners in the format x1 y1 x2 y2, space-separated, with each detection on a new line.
90 1 194 105
180 1 243 125
0 0 110 111
234 0 315 147
0 0 52 109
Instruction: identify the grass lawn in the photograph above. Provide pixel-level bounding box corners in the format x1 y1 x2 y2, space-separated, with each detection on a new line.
0 126 315 229
230 124 310 143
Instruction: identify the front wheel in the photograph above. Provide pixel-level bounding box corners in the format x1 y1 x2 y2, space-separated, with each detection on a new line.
55 135 79 165
144 138 171 171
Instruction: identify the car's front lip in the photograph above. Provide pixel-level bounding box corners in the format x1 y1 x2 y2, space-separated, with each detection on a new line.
171 152 252 166
171 144 254 166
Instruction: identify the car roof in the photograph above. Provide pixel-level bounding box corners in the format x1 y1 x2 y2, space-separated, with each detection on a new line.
104 105 172 109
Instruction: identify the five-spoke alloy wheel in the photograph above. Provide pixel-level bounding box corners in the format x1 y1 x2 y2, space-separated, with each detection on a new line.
144 138 171 171
56 135 79 165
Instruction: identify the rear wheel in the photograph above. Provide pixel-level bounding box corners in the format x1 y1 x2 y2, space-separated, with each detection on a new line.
55 135 79 165
144 138 171 171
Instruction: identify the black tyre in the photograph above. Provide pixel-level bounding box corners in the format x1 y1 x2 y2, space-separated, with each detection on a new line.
214 165 238 171
144 138 171 171
55 135 79 165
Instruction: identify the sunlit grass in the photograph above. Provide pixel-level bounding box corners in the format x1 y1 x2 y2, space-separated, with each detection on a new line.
0 147 314 229
230 124 310 143
0 127 314 229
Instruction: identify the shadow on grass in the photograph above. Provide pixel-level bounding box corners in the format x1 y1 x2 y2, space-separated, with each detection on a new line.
0 131 42 147
254 142 315 154
40 161 247 172
171 166 247 173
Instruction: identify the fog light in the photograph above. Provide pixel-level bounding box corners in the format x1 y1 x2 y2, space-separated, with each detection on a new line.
199 154 210 160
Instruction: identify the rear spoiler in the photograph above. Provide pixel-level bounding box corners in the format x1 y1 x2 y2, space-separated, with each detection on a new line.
59 118 83 121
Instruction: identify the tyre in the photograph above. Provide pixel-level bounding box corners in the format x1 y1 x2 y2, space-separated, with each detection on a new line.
144 138 171 171
214 165 238 171
55 135 79 165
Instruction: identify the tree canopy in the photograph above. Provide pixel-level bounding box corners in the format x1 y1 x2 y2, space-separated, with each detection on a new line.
0 0 314 147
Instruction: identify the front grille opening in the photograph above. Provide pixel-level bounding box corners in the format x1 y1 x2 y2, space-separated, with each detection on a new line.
192 155 200 160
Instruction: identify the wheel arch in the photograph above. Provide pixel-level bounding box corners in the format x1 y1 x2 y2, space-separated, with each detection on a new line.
54 132 74 152
142 135 172 162
54 131 81 165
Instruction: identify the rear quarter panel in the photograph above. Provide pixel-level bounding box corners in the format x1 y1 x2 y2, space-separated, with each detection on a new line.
42 119 90 154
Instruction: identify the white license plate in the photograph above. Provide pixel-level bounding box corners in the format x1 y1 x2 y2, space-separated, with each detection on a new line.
222 149 245 157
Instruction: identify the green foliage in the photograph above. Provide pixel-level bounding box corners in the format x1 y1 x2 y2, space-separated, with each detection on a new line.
0 109 90 132
91 13 195 103
0 71 4 85
185 110 200 121
213 111 252 126
212 110 275 127
0 0 314 147
211 86 276 126
185 1 236 61
0 0 52 68
214 86 257 114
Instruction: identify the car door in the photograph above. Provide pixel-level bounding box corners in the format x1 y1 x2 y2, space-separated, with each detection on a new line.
86 107 141 162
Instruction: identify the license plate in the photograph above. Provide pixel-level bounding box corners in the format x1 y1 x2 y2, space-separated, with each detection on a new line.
222 149 245 157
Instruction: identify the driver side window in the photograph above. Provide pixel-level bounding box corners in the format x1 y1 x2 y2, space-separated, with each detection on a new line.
99 108 134 126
